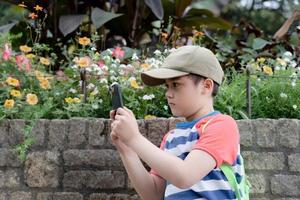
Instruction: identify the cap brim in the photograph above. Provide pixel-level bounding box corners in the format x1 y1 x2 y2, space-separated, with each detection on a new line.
141 68 189 86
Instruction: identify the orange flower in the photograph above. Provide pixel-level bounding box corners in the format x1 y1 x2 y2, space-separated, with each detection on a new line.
34 5 43 11
141 63 150 70
39 78 51 89
144 115 156 120
29 12 38 20
4 99 14 109
18 2 27 8
26 54 36 59
161 32 168 39
78 37 91 46
40 57 50 66
75 57 91 68
130 79 139 89
26 93 38 105
10 89 22 98
19 45 32 53
263 65 273 75
6 77 20 87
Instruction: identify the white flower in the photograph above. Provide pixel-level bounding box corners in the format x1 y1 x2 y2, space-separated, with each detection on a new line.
290 61 297 68
293 105 297 110
71 64 78 69
100 79 108 84
120 64 127 68
69 88 77 93
164 105 168 110
154 50 161 56
132 53 139 61
111 76 118 81
283 51 293 58
107 49 113 55
87 83 95 90
142 94 155 100
91 87 99 95
291 81 296 87
114 59 120 64
91 47 97 51
275 66 281 71
79 80 83 87
280 92 287 98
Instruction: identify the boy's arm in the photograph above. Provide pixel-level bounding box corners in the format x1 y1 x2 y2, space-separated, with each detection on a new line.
110 109 165 200
129 135 216 189
111 108 216 189
118 148 166 200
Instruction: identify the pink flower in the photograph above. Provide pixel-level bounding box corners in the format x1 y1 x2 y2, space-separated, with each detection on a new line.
16 55 31 72
2 43 12 61
112 47 125 59
97 60 105 68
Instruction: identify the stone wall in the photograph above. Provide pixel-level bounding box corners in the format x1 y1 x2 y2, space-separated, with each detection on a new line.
0 118 299 200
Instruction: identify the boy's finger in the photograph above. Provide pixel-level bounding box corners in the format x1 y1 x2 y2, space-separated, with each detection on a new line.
109 110 116 119
116 108 128 116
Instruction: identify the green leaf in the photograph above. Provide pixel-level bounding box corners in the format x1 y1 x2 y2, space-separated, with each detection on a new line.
91 7 123 29
181 9 232 30
59 15 86 36
252 38 269 50
175 0 193 17
145 0 164 19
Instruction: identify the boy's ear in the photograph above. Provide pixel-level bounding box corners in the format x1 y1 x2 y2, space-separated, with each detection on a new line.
202 79 214 95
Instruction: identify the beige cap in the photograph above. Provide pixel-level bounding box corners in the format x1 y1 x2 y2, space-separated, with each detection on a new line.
141 46 224 86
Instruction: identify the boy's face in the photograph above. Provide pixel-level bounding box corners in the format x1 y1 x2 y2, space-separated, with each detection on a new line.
165 75 213 120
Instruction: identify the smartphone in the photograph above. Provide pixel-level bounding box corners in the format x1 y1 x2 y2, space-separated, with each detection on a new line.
109 82 124 110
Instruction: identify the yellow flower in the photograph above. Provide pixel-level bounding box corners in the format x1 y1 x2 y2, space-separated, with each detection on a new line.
40 57 50 66
4 99 14 109
26 93 38 105
130 79 139 89
73 97 81 103
26 54 36 59
19 45 32 53
257 57 265 63
141 63 150 70
78 37 91 46
10 89 22 98
276 58 287 67
39 78 51 89
263 65 273 75
75 57 90 68
6 77 20 87
34 5 43 11
65 97 74 104
144 115 156 120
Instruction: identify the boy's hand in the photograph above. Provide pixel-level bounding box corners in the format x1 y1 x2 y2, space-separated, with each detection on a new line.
110 107 140 146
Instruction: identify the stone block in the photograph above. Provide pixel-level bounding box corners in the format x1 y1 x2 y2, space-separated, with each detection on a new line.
243 151 285 170
63 149 121 167
25 151 61 187
63 170 125 189
48 120 68 150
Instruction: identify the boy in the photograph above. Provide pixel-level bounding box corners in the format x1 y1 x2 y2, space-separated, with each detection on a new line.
110 46 243 199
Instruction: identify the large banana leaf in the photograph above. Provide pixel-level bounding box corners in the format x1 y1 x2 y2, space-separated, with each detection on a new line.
59 15 86 37
181 8 232 30
91 7 123 29
145 0 164 19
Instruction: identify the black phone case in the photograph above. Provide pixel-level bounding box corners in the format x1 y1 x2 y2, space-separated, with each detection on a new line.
110 83 123 110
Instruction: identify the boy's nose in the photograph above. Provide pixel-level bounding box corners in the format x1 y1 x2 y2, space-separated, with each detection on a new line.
165 90 174 98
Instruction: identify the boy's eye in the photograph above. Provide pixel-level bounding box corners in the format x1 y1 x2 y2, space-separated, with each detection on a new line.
173 83 179 87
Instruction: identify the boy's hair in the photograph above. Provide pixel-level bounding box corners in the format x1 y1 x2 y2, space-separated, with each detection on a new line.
188 74 219 97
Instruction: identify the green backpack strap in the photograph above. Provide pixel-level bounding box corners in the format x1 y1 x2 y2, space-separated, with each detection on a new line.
220 164 242 200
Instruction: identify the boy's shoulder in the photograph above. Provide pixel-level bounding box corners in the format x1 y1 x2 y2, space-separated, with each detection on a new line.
195 113 237 129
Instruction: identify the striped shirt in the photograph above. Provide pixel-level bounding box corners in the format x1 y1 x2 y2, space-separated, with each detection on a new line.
151 111 244 200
